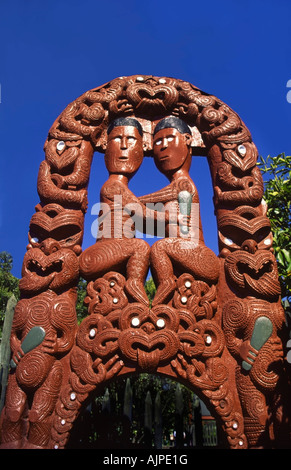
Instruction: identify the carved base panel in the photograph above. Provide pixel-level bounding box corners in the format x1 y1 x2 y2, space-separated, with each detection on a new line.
45 272 245 449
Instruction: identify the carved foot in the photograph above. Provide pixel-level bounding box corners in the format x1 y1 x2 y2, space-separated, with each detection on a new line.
0 439 23 449
22 440 47 449
125 278 149 305
242 316 273 371
152 277 176 306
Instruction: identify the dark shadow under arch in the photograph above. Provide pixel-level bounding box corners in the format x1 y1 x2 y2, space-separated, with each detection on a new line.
66 371 222 450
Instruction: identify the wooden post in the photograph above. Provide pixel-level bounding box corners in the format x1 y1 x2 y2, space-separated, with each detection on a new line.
175 383 184 448
144 390 152 448
154 390 163 449
123 378 132 446
0 295 17 413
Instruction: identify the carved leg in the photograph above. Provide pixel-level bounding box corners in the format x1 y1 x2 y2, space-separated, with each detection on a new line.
80 238 150 305
150 239 220 306
0 373 27 448
25 361 63 448
126 239 150 304
235 367 270 448
150 239 176 306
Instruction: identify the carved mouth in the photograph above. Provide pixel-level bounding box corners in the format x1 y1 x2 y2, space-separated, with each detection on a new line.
138 89 166 101
237 259 274 280
134 88 168 111
27 258 63 277
133 342 166 353
127 82 179 112
224 250 281 298
119 328 179 368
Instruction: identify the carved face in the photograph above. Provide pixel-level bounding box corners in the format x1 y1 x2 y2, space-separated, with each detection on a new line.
105 126 144 176
224 249 281 299
153 128 191 175
20 245 79 294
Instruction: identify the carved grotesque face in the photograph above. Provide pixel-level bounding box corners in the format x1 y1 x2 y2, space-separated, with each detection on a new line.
105 126 144 176
153 127 191 174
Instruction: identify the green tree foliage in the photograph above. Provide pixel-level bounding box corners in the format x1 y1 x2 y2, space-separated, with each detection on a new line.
0 252 19 334
258 153 291 307
68 374 194 449
144 277 156 305
76 277 89 323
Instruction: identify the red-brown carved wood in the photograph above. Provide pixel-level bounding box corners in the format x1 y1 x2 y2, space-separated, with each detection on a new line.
1 75 290 449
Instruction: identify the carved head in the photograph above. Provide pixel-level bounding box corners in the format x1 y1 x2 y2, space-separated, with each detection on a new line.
153 116 192 176
105 117 144 177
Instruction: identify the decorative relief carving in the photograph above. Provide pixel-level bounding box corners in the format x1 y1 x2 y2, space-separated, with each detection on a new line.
1 75 289 450
224 249 281 299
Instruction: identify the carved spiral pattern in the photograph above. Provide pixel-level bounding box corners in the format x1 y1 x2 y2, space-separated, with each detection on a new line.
2 75 287 451
84 272 128 315
250 341 283 391
16 352 55 390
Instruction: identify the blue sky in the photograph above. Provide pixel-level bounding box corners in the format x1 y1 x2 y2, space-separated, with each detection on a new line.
0 0 291 278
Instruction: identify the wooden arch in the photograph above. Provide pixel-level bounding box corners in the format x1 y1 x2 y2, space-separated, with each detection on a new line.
0 75 289 450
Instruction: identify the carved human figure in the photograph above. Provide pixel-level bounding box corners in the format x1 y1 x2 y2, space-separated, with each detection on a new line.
80 117 177 305
139 117 220 306
0 238 78 448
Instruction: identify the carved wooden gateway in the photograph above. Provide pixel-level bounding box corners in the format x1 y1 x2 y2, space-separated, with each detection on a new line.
1 75 291 449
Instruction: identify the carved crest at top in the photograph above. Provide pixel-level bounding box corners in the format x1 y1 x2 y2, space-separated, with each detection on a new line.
49 75 210 151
